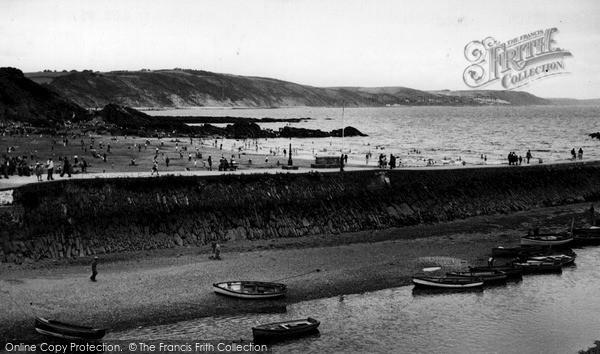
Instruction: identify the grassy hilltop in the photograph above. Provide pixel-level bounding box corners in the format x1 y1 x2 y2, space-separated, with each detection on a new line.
27 68 553 109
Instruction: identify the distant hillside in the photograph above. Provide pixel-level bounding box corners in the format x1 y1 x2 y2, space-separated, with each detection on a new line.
0 67 89 126
547 98 600 106
26 69 552 108
427 89 551 106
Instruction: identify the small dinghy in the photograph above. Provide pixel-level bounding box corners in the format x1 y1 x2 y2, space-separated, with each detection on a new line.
492 245 544 258
512 260 563 274
213 281 287 299
573 227 600 244
252 317 320 339
468 265 524 277
35 317 107 341
446 270 507 284
412 276 484 289
521 234 573 246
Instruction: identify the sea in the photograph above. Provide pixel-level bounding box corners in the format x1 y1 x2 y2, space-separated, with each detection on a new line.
110 247 600 354
130 105 600 353
144 105 600 167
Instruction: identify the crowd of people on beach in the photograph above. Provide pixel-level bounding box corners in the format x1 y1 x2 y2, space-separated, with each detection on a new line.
507 150 533 165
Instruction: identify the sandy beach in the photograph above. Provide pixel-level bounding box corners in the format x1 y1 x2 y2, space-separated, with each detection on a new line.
0 199 588 344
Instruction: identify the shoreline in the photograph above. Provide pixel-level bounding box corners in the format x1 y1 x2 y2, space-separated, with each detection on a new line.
0 201 589 344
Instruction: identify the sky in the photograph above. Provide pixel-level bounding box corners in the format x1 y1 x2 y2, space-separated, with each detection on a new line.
2 0 600 99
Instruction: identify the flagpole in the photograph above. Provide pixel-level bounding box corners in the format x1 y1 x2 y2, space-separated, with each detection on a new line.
341 99 345 153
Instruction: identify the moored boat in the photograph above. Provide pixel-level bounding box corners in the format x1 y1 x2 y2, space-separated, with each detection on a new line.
446 270 507 284
512 260 562 274
468 265 524 277
492 245 544 258
573 227 600 244
252 317 320 339
34 317 107 341
412 276 484 289
213 281 287 299
527 254 575 266
521 234 573 246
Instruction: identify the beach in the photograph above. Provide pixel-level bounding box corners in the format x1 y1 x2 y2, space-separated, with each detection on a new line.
0 200 588 343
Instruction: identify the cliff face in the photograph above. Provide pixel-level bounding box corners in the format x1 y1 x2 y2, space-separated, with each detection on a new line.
0 67 89 126
2 162 600 263
33 69 551 108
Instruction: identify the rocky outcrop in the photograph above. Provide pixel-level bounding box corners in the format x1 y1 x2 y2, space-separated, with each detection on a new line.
2 162 600 263
0 67 89 126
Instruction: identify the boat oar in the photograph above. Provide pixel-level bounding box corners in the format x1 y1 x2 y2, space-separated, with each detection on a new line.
271 269 321 283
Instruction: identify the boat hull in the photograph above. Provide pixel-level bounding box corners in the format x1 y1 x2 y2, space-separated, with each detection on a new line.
252 317 320 339
513 261 562 274
573 228 600 244
213 281 287 299
492 246 544 258
412 276 484 289
521 235 573 246
468 266 524 277
34 317 107 341
446 271 507 284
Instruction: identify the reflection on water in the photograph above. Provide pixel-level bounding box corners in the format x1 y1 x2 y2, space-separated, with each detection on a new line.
111 247 600 353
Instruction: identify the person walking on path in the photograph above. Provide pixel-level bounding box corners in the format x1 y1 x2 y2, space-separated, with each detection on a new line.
151 161 159 176
60 156 71 178
35 162 43 181
90 257 98 282
207 156 212 171
526 150 532 164
46 158 54 180
578 148 584 160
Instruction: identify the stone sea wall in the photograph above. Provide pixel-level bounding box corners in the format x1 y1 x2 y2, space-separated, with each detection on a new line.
2 162 600 263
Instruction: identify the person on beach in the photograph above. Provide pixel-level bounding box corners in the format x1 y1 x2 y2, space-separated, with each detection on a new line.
46 158 54 180
90 257 98 282
578 148 583 160
526 150 532 164
214 242 221 260
35 162 43 181
571 148 576 160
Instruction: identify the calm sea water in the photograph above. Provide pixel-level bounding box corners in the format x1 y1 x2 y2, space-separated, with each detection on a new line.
145 106 600 166
110 247 600 353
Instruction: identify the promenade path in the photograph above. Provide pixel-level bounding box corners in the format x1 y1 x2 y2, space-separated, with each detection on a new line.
1 158 597 191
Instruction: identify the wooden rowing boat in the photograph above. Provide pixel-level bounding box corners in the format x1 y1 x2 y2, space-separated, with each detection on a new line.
412 276 484 289
492 245 544 258
34 317 107 341
468 265 524 277
446 270 507 284
252 317 320 339
520 234 573 246
213 281 287 299
512 260 563 274
573 227 600 244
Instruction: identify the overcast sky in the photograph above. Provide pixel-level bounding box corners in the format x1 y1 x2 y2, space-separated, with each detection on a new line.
2 0 599 99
